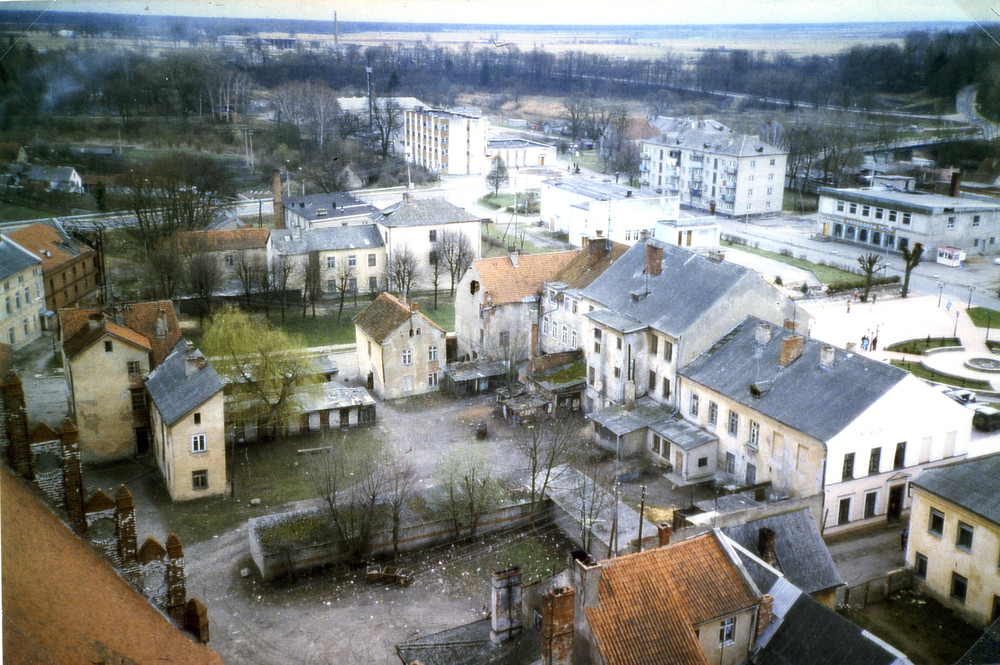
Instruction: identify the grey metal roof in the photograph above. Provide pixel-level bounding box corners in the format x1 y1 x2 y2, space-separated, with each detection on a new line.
910 453 1000 526
721 508 843 596
145 340 225 427
818 186 1000 214
0 237 40 280
395 618 540 665
650 416 717 451
282 192 379 223
272 225 384 256
955 617 1000 665
752 592 903 665
587 397 674 436
681 317 907 443
443 360 507 382
581 241 761 338
378 197 479 227
645 120 785 158
541 177 657 201
585 308 645 334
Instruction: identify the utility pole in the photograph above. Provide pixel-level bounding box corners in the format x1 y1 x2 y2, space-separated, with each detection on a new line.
366 67 374 131
637 485 646 553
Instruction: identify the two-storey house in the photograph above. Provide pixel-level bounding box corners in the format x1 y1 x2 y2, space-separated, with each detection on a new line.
271 225 385 296
281 192 379 231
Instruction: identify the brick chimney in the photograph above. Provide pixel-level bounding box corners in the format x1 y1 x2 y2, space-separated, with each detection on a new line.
409 300 420 313
570 550 601 609
530 322 538 358
657 522 673 547
185 354 206 376
779 336 804 367
588 236 608 268
949 171 963 198
185 597 211 643
783 318 797 332
757 527 777 566
166 533 187 623
4 372 31 479
756 594 774 640
116 485 139 584
645 243 663 276
60 417 86 536
755 321 771 345
490 566 523 645
820 345 836 369
154 308 168 338
540 586 575 665
272 169 284 229
87 311 106 333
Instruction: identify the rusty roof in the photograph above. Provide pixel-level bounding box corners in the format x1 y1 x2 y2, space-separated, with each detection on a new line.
472 251 578 305
352 293 443 344
58 308 101 342
7 221 93 273
550 240 628 291
178 228 269 252
1 468 223 664
585 532 759 665
122 301 183 367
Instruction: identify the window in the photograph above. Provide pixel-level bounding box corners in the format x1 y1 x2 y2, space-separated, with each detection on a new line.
748 421 760 450
616 336 622 350
368 253 377 267
542 317 549 336
191 434 206 453
690 393 699 416
104 340 113 353
957 522 974 551
369 276 379 292
746 463 756 484
22 320 28 336
4 298 9 314
837 200 845 212
427 345 438 362
24 287 30 304
869 447 881 474
842 452 855 480
767 187 773 195
894 441 906 469
127 361 141 374
902 212 911 225
649 370 656 392
796 444 807 470
663 341 673 361
193 412 201 425
915 553 928 579
838 497 851 525
662 377 671 399
428 229 437 242
862 205 870 217
499 331 510 348
14 293 20 309
747 189 753 196
947 216 956 229
708 402 718 427
973 215 981 227
725 452 735 474
588 366 595 386
327 279 336 291
428 372 438 387
888 210 897 222
7 329 13 345
719 617 736 645
749 175 755 182
192 470 208 490
348 255 357 268
572 301 578 314
864 491 878 518
874 208 884 220
951 573 968 604
928 508 945 536
571 330 578 346
728 411 739 436
130 389 145 412
402 349 412 365
650 335 658 354
613 367 621 379
348 277 358 292
849 202 858 215
561 325 568 344
769 158 776 166
327 256 336 269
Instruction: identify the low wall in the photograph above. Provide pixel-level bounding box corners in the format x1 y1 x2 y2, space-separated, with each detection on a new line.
249 498 549 581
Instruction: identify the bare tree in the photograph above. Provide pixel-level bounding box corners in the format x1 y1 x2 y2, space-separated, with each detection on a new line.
370 98 402 161
575 462 615 553
434 447 505 539
233 250 267 308
386 245 421 300
856 253 884 302
486 156 509 198
564 96 588 142
428 245 445 310
439 229 475 297
756 117 788 150
301 255 324 318
183 242 223 325
385 454 416 560
515 415 578 518
332 260 357 322
147 238 184 301
272 255 298 323
901 242 924 298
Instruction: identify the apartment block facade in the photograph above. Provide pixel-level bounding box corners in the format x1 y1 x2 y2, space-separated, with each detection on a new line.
404 107 489 175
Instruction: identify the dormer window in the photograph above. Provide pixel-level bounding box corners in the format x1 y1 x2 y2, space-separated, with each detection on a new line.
316 208 328 217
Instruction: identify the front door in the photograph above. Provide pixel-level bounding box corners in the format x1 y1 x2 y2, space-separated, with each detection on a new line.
340 408 350 427
675 451 683 475
366 372 374 390
887 485 905 522
135 427 150 456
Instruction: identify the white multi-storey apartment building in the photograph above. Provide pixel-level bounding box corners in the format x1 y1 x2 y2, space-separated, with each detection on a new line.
641 119 786 219
404 107 489 175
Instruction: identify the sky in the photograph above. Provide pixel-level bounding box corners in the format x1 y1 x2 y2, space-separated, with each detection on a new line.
0 0 989 25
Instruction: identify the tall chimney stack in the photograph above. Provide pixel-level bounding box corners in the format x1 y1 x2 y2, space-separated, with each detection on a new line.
272 169 285 230
490 567 523 645
645 243 663 276
657 522 673 547
949 171 963 198
540 587 575 665
779 336 804 367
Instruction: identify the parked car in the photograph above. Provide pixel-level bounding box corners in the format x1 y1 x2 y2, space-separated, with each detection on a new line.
972 406 1000 432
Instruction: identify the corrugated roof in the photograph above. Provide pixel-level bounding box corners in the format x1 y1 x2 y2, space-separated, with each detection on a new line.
352 292 442 344
910 453 1000 526
681 317 907 443
541 178 659 201
145 341 224 427
473 251 577 306
7 221 92 273
588 397 675 437
121 301 183 368
0 236 40 280
378 197 480 227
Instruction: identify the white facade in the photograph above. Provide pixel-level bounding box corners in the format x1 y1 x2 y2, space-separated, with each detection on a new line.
404 107 490 175
653 215 722 249
486 138 556 169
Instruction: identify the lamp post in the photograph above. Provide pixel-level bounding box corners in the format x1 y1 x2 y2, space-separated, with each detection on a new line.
988 313 993 342
967 285 975 310
954 310 960 337
937 283 944 308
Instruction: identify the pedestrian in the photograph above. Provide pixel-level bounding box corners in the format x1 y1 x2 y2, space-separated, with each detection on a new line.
846 300 851 314
872 293 877 305
946 300 952 311
901 529 909 551
871 335 878 352
853 291 858 301
861 335 869 351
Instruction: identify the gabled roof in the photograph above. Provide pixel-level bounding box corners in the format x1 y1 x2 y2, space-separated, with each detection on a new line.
910 452 1000 526
58 307 100 342
145 340 224 427
178 228 269 252
549 240 629 291
721 508 843 596
581 241 759 338
352 292 442 344
27 165 80 183
272 225 384 257
7 220 93 272
645 119 785 158
0 236 41 281
282 192 379 223
378 197 479 227
681 317 907 443
0 467 223 664
121 301 183 368
586 532 759 665
472 251 577 306
62 315 151 361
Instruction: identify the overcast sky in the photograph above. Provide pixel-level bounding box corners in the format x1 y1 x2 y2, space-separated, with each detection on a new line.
0 0 988 25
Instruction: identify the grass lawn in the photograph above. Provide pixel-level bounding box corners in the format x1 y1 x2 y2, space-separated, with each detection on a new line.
890 359 994 390
0 204 59 223
482 221 550 256
885 337 961 355
721 240 858 284
968 306 1000 328
783 190 819 214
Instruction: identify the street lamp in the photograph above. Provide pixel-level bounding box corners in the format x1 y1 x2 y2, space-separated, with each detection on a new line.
937 283 944 308
954 310 960 338
967 285 976 310
988 313 993 342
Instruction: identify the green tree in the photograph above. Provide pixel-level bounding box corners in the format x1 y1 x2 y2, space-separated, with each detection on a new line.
486 156 509 198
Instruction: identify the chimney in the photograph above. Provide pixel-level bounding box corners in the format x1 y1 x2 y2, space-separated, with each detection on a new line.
184 597 211 644
87 311 106 332
949 171 962 198
186 354 206 375
820 345 835 369
155 308 168 338
509 250 519 268
779 335 804 367
657 522 673 547
530 322 538 358
757 527 777 566
540 586 575 665
272 169 285 230
490 566 523 645
624 380 636 411
588 236 608 268
755 321 771 345
626 189 633 197
645 243 663 276
756 594 774 640
783 318 797 332
409 300 420 313
570 550 601 608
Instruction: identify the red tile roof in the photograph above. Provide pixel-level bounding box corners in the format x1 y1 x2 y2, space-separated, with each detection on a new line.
1 467 223 664
58 307 100 342
352 292 443 344
585 532 759 665
7 221 93 272
61 315 151 360
472 251 578 305
122 301 183 367
550 240 628 291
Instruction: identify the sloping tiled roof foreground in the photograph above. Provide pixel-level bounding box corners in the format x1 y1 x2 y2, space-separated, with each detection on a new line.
0 467 223 664
473 251 577 305
353 292 443 344
122 300 183 367
586 532 758 665
7 220 92 272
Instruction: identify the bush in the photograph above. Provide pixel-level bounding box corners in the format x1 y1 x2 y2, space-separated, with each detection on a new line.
774 275 783 286
826 275 899 294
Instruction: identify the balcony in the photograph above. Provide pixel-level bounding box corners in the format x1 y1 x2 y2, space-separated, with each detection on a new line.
725 166 737 175
690 188 702 197
721 194 735 203
690 174 703 183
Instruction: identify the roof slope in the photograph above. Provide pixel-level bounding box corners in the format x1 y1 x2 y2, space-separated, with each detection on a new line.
62 317 151 360
646 119 785 158
721 508 843 595
272 224 385 256
353 292 442 344
0 467 223 664
581 240 759 337
473 251 577 305
146 341 224 427
178 228 269 252
910 452 1000 526
681 317 907 442
550 240 629 291
586 532 758 665
0 236 40 280
122 301 183 367
378 196 479 227
7 220 93 272
282 192 379 223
